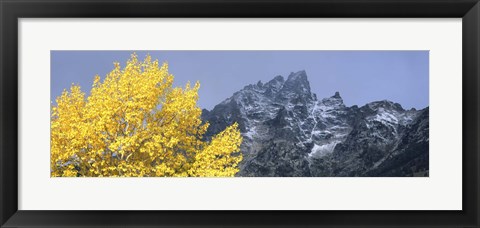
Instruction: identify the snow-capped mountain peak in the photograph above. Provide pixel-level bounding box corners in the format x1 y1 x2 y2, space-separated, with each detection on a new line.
202 71 429 177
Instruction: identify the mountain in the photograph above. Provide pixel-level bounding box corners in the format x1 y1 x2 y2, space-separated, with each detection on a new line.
201 71 429 177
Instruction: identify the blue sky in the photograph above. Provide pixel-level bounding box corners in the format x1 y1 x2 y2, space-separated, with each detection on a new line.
51 51 429 110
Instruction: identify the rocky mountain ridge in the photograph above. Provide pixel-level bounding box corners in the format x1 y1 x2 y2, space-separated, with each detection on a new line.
202 70 429 177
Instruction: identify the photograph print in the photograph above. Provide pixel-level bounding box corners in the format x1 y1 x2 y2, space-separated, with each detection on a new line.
50 50 429 177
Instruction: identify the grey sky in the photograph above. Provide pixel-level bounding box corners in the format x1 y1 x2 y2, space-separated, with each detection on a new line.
51 50 429 110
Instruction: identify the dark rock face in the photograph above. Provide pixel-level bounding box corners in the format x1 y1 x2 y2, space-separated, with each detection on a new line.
202 71 429 177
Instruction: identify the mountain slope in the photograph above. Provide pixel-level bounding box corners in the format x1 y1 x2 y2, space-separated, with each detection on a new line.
201 71 429 177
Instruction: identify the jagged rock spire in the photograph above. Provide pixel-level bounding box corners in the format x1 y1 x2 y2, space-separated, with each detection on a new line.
332 91 341 99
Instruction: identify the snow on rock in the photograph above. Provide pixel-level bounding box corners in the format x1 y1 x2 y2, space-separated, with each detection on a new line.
309 141 340 157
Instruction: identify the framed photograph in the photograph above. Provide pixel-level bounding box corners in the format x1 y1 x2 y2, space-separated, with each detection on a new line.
1 0 479 227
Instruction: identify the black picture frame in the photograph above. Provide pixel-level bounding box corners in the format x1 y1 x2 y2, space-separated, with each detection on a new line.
1 0 479 227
